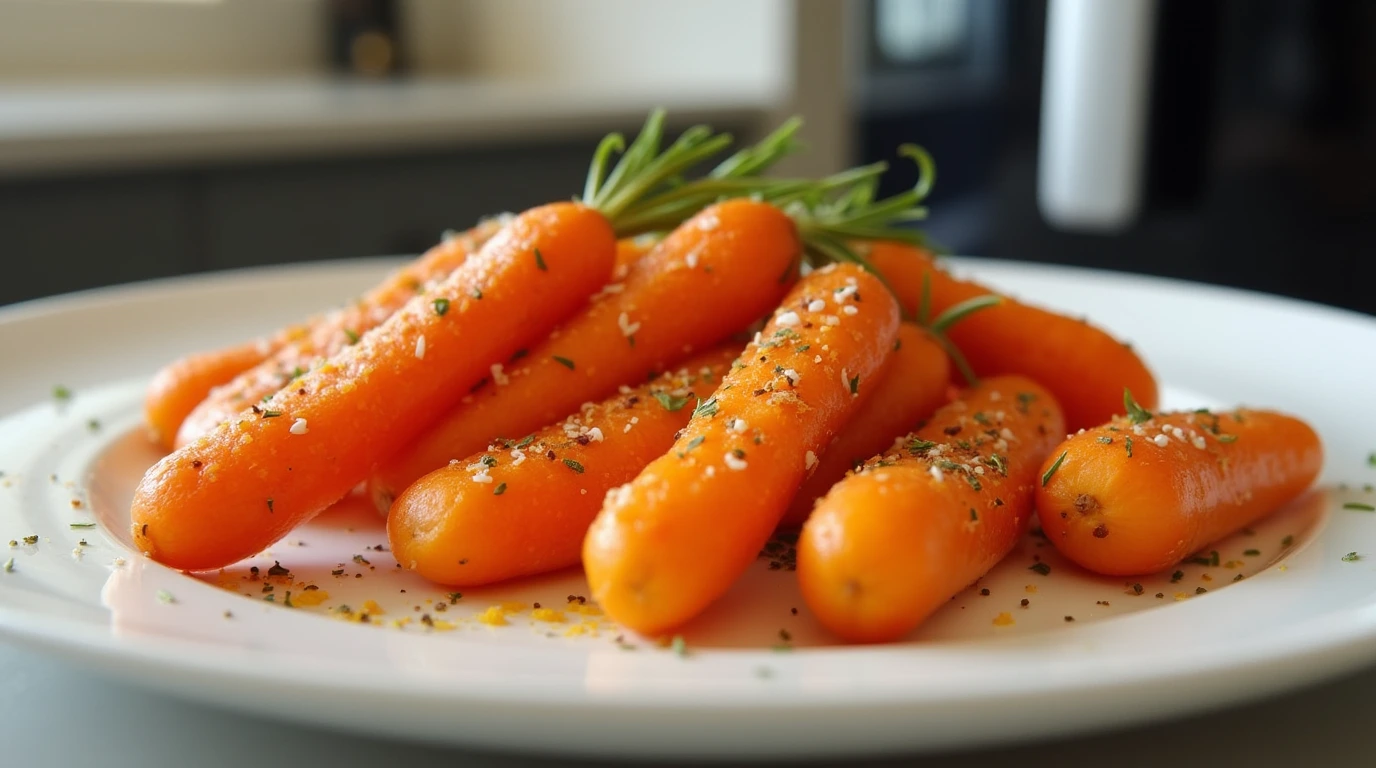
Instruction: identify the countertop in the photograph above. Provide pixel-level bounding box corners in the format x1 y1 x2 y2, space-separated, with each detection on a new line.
0 77 775 178
1 641 1371 767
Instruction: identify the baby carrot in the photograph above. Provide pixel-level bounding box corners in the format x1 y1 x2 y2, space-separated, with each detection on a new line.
144 339 280 450
584 263 901 635
133 113 805 571
779 322 951 528
797 375 1065 643
862 241 1158 431
132 202 619 570
1035 398 1323 576
172 219 504 448
368 199 802 508
389 346 739 587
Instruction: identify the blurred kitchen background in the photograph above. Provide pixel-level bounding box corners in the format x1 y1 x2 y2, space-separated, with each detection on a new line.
0 0 1372 313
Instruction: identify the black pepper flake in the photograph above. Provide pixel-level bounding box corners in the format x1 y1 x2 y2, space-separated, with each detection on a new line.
1132 583 1143 595
1196 587 1208 594
1064 615 1075 622
1020 598 1029 607
979 588 990 596
191 460 203 469
1170 570 1184 583
267 561 290 578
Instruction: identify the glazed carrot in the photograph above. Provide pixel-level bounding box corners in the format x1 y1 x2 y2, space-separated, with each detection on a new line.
132 203 619 570
368 199 802 508
144 340 280 450
797 375 1065 642
172 219 504 448
389 346 739 587
779 322 950 528
1035 398 1323 576
132 113 807 571
584 263 901 635
862 241 1157 431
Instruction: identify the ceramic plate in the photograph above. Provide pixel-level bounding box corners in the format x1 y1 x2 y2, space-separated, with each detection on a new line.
1 258 1374 759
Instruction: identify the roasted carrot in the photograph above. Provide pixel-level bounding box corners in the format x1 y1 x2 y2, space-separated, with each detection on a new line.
1035 397 1323 576
862 241 1157 431
389 346 739 587
133 203 618 570
172 219 504 448
797 375 1065 642
584 263 901 635
368 198 802 508
132 113 803 571
779 322 951 528
144 339 281 450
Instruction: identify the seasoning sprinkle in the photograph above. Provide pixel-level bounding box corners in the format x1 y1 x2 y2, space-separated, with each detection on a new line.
653 392 691 412
685 435 705 452
1243 549 1261 556
156 589 176 605
1281 534 1294 548
344 328 360 345
69 522 95 529
432 297 450 316
552 356 576 370
493 482 507 496
1125 436 1133 458
848 373 860 396
1342 552 1361 562
534 247 547 271
1123 389 1152 424
564 459 585 474
53 385 73 402
1041 450 1067 487
1217 434 1238 443
670 635 688 657
1028 562 1051 576
1096 436 1112 445
1343 502 1376 512
692 396 719 419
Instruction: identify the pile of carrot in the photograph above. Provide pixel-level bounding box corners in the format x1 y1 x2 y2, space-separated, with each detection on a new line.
133 111 1324 645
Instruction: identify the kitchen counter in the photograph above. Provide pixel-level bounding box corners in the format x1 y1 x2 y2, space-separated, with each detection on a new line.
0 76 777 178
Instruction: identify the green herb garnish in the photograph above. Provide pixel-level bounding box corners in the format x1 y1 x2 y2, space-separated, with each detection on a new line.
69 522 95 529
493 482 507 496
534 247 547 271
653 392 691 412
1344 502 1376 512
344 329 360 345
848 373 860 396
53 385 72 402
433 298 450 316
156 590 176 605
552 356 575 370
1343 552 1361 562
1028 562 1051 576
1041 450 1067 487
564 459 585 474
1123 388 1153 424
692 396 719 419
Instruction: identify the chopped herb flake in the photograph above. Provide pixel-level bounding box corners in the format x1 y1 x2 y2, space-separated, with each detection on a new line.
1343 552 1361 562
1028 562 1051 576
653 392 691 412
344 329 360 345
552 356 576 370
692 396 719 419
53 385 72 402
1097 436 1113 445
1217 434 1238 443
563 459 585 474
261 410 282 419
1125 436 1134 458
671 635 688 657
493 482 507 496
848 374 860 395
1123 388 1153 424
534 247 547 271
685 435 705 452
471 288 483 300
1243 549 1261 556
69 522 95 529
1343 502 1376 512
1041 451 1068 487
1170 570 1184 583
1281 535 1295 548
433 297 450 316
156 589 175 605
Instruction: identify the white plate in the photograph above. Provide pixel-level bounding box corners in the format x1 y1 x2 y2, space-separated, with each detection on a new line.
1 258 1374 760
